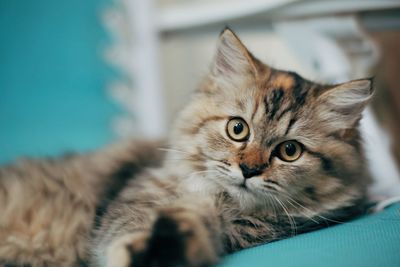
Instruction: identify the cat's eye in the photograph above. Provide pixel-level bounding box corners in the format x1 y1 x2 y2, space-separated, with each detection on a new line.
276 140 303 162
226 117 250 142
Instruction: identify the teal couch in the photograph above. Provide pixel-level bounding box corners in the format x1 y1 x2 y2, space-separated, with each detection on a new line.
219 203 400 267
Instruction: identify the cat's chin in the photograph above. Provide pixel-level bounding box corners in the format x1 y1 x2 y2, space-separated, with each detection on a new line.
224 183 268 211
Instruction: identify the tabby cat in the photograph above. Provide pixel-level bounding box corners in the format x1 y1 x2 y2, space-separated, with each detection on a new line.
0 28 373 267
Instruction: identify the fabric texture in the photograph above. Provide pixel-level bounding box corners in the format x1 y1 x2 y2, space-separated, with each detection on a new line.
219 203 400 267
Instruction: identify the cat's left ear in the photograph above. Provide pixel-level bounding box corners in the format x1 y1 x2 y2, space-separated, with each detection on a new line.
317 78 374 129
211 28 259 82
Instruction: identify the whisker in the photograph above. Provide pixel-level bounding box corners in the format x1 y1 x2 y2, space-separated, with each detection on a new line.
285 199 320 224
163 157 189 161
188 170 219 177
273 196 297 236
160 147 231 170
263 184 279 192
262 181 281 192
265 195 278 219
158 147 191 155
266 180 280 186
197 150 226 163
280 193 347 225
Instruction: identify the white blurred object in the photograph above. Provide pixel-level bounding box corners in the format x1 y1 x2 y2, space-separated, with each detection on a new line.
125 0 166 138
373 196 400 212
157 0 299 31
361 108 400 199
274 19 353 81
157 0 400 32
104 0 166 138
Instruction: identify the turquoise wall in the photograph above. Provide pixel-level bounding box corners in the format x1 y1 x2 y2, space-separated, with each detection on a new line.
0 0 120 163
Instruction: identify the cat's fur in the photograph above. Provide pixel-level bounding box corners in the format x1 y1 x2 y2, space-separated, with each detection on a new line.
0 29 373 267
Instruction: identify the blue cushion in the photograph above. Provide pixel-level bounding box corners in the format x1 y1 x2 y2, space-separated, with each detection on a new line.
218 203 400 267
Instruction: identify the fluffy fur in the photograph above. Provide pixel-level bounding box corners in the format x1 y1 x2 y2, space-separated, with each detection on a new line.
0 29 373 267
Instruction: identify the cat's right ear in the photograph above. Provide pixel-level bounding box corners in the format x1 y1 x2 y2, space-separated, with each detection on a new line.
210 28 258 83
317 78 374 130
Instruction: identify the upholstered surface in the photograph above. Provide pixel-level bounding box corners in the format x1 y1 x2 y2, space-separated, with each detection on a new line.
219 203 400 267
0 0 118 164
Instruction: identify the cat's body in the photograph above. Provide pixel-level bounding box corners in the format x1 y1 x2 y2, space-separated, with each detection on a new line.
0 140 164 266
0 29 373 267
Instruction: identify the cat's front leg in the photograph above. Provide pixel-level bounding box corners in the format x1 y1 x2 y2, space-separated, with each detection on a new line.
106 205 222 267
106 232 149 267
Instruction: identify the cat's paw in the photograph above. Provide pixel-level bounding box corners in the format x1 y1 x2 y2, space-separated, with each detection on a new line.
106 232 149 267
135 209 218 267
106 209 218 267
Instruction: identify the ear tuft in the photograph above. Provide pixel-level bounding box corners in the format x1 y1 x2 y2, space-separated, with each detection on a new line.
212 28 256 79
323 78 373 107
317 78 374 129
219 26 233 36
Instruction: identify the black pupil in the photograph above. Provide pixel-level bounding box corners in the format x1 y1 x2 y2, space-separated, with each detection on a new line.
285 143 297 157
233 122 244 135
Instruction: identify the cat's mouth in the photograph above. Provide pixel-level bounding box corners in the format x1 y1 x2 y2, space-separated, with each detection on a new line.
239 180 248 190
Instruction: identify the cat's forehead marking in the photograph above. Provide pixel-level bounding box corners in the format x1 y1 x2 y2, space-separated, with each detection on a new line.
268 73 295 91
261 71 311 123
264 88 285 121
250 97 260 121
289 71 310 106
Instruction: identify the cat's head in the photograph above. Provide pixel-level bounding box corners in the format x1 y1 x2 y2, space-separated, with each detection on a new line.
167 28 372 216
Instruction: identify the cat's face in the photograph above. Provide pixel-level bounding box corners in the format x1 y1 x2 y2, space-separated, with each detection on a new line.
168 29 372 215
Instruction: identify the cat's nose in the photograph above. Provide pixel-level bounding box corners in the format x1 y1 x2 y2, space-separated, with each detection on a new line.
239 163 267 179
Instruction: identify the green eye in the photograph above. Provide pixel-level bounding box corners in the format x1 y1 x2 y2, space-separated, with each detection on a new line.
276 140 303 162
226 118 250 142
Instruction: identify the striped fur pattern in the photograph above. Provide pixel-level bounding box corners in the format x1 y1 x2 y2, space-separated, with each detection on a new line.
0 140 164 266
0 29 373 267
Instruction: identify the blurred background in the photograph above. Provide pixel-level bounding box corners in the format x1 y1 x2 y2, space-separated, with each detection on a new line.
1 0 400 197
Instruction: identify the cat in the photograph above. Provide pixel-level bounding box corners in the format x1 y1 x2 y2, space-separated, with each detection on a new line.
0 28 373 267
